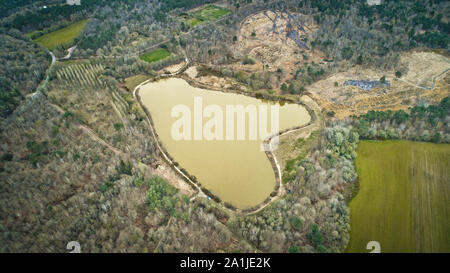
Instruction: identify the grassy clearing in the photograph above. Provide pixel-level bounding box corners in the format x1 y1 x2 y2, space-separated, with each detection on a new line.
124 74 149 91
186 17 203 27
182 5 231 27
139 48 171 63
33 19 88 50
346 140 450 253
276 130 320 184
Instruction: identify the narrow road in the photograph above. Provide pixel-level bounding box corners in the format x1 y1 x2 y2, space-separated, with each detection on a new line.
59 46 77 60
33 51 56 97
78 125 121 155
46 100 123 156
19 50 57 116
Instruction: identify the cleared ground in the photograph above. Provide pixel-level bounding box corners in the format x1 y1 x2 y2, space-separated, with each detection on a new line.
187 10 324 93
33 19 88 50
140 48 171 63
347 141 450 253
307 51 450 118
230 10 322 88
399 51 450 89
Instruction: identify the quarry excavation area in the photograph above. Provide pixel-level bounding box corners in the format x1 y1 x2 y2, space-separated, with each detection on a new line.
231 10 323 85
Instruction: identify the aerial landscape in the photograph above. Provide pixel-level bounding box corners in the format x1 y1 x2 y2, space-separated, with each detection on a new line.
0 0 448 256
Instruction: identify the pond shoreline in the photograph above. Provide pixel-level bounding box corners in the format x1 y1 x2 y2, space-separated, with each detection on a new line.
133 74 318 215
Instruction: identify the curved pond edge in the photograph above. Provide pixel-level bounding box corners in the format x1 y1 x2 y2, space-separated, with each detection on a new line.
133 73 319 215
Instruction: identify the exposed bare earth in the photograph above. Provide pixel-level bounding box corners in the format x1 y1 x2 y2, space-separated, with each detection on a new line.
160 61 186 74
229 10 323 87
184 11 325 93
400 51 450 89
307 52 450 118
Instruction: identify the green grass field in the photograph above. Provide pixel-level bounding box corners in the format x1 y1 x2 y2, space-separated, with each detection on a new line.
139 48 171 63
32 19 88 51
183 5 231 27
346 140 450 253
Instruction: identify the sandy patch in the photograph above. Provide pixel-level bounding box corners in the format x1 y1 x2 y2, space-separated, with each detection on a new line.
161 61 186 74
306 52 450 118
185 66 198 78
399 51 450 88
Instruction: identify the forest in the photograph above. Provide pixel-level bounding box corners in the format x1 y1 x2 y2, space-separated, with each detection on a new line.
2 0 150 32
0 28 50 118
0 0 449 254
351 97 450 143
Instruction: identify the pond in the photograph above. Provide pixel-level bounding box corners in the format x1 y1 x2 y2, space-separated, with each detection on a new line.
139 78 311 209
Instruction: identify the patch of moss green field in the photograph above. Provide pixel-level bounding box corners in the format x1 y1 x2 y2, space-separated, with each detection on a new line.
33 19 89 51
197 5 231 20
186 17 203 27
346 140 450 253
139 48 171 63
183 5 231 27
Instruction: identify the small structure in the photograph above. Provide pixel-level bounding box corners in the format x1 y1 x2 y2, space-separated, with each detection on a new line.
367 0 382 6
67 0 81 6
344 80 390 91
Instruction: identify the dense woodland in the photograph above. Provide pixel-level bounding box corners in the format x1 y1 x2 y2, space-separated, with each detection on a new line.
350 96 450 143
309 0 449 69
2 0 147 32
0 0 36 19
0 28 50 118
3 0 447 89
0 0 449 253
0 93 252 252
230 125 359 253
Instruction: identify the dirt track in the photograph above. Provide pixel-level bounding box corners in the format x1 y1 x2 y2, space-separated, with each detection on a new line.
133 67 322 215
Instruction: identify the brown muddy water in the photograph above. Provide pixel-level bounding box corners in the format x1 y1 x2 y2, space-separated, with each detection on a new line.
140 78 310 208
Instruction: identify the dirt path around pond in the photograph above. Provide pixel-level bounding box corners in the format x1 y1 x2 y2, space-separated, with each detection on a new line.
246 95 322 215
133 68 323 215
133 78 207 200
46 98 200 196
38 46 323 215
